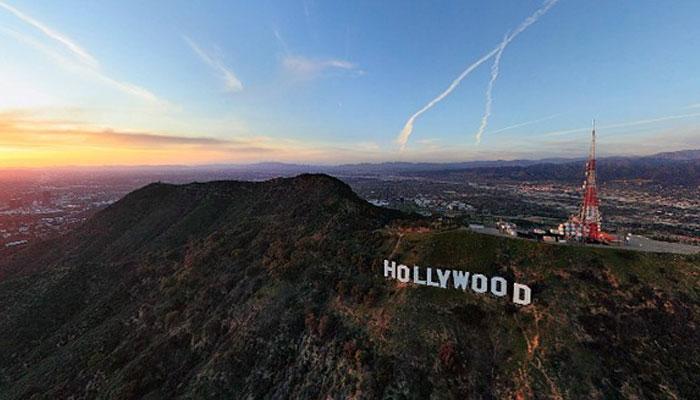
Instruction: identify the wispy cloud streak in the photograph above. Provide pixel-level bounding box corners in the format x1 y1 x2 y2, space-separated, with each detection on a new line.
542 112 700 137
271 28 359 80
475 0 558 144
0 112 393 166
0 27 162 105
489 114 559 134
396 51 493 151
0 1 98 68
0 2 162 104
184 36 243 93
272 28 291 56
397 0 559 150
474 35 507 145
0 112 280 158
282 55 361 79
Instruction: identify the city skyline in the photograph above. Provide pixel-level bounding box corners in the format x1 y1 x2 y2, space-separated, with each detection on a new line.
2 0 700 167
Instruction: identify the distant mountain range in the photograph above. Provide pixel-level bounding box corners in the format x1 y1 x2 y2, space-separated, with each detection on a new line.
412 157 700 186
1 174 698 398
204 149 700 186
8 148 698 175
647 149 700 160
230 148 700 176
2 149 697 188
214 148 700 173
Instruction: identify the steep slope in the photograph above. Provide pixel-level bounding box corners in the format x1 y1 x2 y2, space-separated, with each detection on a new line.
0 174 698 399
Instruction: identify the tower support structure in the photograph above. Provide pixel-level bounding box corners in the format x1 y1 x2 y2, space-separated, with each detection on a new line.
560 121 604 242
578 122 602 241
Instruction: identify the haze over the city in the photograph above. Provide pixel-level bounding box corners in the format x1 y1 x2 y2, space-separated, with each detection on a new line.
2 0 700 167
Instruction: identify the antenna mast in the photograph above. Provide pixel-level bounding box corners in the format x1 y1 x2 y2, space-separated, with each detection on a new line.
578 120 602 241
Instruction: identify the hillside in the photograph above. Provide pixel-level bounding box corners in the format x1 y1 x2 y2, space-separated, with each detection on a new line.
1 174 699 399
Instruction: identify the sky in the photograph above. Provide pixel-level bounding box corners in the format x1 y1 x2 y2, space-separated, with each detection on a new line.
1 0 700 167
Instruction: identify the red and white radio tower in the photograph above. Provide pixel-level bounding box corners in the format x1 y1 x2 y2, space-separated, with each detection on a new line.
578 121 602 241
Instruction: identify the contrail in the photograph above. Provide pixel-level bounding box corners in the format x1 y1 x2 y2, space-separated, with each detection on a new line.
489 113 559 134
396 0 559 150
542 112 700 137
0 27 160 103
0 1 99 68
183 35 243 93
0 1 163 104
475 0 559 144
396 48 498 151
474 35 507 145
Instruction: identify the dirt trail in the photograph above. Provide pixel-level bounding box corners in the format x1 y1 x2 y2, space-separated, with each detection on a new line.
516 308 563 400
388 233 404 260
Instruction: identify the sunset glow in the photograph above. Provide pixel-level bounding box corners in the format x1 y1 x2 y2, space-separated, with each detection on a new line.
2 1 700 167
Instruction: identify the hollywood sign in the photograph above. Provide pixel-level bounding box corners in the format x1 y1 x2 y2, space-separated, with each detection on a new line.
383 259 532 305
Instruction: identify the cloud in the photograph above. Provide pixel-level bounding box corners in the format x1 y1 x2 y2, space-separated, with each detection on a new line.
0 112 331 166
183 36 243 93
0 4 163 104
542 112 700 137
272 27 360 80
0 111 397 166
302 0 311 18
272 28 291 56
397 0 559 150
282 55 362 79
1 28 161 105
394 42 498 151
0 1 98 68
474 35 507 145
526 124 700 158
415 138 442 152
6 113 264 147
355 141 380 152
1 110 696 167
685 103 700 109
0 112 227 148
488 114 560 134
475 0 559 144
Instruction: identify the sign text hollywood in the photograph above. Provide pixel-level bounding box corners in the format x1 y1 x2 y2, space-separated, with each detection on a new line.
383 259 532 305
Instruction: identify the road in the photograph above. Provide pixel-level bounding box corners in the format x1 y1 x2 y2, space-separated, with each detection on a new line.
467 226 700 255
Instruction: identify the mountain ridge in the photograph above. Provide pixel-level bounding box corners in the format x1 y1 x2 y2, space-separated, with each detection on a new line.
0 174 698 399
